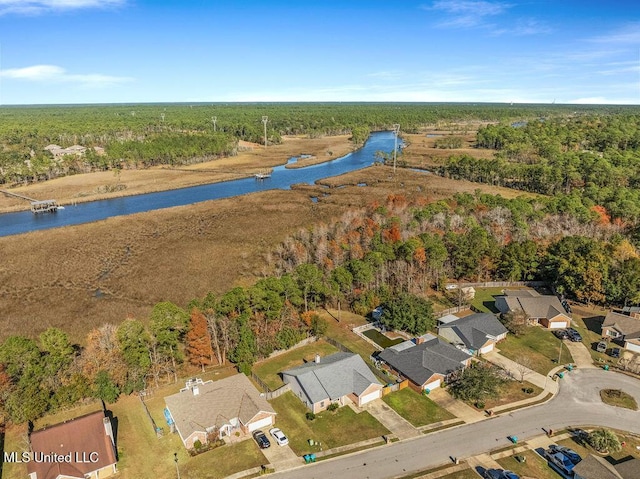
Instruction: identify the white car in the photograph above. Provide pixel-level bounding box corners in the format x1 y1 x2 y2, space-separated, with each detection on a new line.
269 427 289 446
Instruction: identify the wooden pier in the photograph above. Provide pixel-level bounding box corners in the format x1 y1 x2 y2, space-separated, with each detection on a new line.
1 189 60 213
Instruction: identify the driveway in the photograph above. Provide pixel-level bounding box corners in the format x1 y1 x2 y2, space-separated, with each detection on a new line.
259 434 303 470
484 350 551 390
269 369 640 479
563 339 597 368
360 399 420 440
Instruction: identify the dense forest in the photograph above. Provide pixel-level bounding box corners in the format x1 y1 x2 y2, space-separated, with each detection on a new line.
439 114 640 222
2 102 633 185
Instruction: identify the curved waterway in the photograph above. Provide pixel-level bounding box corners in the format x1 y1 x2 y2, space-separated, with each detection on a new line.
0 131 398 237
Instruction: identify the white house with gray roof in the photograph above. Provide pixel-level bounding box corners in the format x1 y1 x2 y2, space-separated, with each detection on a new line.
437 313 508 355
282 352 383 413
164 374 276 449
378 334 472 392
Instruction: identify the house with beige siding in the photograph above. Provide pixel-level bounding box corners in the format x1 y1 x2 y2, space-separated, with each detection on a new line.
495 289 570 329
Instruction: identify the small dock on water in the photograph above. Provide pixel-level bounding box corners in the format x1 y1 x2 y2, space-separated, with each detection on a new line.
0 189 60 213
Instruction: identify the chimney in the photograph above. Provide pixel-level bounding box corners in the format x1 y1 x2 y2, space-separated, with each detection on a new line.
416 336 425 345
315 354 321 364
193 385 200 396
103 417 115 446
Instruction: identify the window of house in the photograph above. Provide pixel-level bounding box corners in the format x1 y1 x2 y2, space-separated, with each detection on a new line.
320 401 325 407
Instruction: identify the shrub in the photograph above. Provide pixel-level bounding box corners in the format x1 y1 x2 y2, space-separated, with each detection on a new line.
306 412 316 421
588 428 622 453
327 403 339 412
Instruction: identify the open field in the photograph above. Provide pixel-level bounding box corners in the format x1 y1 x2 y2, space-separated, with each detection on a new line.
0 161 528 342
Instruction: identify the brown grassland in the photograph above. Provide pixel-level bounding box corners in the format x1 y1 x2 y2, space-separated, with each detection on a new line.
0 129 514 342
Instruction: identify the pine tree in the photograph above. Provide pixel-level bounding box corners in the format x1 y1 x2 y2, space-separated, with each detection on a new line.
186 308 214 372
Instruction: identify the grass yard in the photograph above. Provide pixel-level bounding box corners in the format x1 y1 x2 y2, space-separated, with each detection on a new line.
558 430 640 465
571 305 617 365
482 380 543 410
252 340 339 390
497 326 574 374
437 467 482 479
269 391 389 455
470 287 507 313
1 424 29 479
362 329 404 349
600 389 638 410
320 309 378 360
180 439 266 479
497 450 559 479
382 387 454 427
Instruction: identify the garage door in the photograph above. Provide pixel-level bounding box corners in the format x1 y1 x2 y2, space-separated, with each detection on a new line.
424 378 441 391
549 321 567 329
359 389 381 405
625 342 640 353
479 343 494 354
248 416 273 432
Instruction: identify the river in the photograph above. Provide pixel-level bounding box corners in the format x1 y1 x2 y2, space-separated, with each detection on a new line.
0 131 398 237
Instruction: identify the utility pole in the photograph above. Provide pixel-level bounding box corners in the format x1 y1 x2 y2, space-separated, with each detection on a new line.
212 116 217 132
392 124 400 174
262 116 268 148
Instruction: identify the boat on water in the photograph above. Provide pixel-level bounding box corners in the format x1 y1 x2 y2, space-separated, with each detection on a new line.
254 170 272 179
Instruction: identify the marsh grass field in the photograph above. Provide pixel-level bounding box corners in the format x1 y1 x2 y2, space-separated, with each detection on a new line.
0 128 525 342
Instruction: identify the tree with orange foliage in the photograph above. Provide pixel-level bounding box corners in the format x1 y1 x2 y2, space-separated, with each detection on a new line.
591 205 611 225
186 308 214 372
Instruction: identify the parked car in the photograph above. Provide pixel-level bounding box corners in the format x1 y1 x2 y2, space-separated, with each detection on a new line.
566 328 582 342
484 469 519 479
554 329 569 340
545 450 575 475
252 430 271 449
548 444 582 464
609 347 621 358
269 427 289 446
596 341 607 353
561 300 571 313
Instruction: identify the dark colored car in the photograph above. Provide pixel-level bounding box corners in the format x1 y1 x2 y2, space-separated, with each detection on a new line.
548 444 582 465
566 328 582 342
609 347 621 358
554 329 569 340
484 469 519 479
561 300 571 313
252 430 271 449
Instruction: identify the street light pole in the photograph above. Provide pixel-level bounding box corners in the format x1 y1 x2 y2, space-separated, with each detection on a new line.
174 453 181 479
392 124 400 174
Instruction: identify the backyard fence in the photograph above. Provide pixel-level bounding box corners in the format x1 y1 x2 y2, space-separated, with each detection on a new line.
435 305 472 318
250 372 272 393
264 383 291 400
139 394 164 438
351 324 383 352
324 336 353 353
445 280 548 289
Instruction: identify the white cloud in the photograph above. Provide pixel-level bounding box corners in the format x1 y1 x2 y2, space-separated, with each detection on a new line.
425 0 511 28
0 0 125 15
588 22 640 45
0 64 133 87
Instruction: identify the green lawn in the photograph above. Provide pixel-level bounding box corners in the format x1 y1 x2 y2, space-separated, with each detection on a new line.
437 467 481 479
180 439 266 479
362 329 404 349
557 430 640 464
482 380 543 410
497 326 574 374
470 287 507 313
497 450 559 479
571 305 617 365
382 387 454 427
320 309 378 360
252 340 339 390
269 391 389 455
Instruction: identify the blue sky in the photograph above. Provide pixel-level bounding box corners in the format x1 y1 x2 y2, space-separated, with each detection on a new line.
0 0 638 104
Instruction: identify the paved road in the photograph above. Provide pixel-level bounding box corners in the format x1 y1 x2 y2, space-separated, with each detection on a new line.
270 369 640 479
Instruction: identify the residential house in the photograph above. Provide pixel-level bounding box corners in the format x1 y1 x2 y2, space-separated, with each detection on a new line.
602 311 640 353
165 374 276 449
621 306 640 319
495 289 571 329
573 454 639 479
27 411 117 479
437 313 508 355
282 352 383 413
377 334 472 392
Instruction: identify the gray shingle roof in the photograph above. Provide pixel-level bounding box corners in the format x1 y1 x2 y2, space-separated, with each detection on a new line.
282 352 381 404
378 337 470 386
438 313 508 350
572 454 622 479
497 291 567 320
165 374 275 441
603 311 640 338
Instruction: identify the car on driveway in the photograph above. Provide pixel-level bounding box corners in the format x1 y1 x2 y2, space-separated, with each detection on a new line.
548 444 582 464
554 329 569 340
269 427 289 446
609 347 621 358
596 341 607 353
253 430 271 449
566 328 582 342
545 449 576 476
484 469 519 479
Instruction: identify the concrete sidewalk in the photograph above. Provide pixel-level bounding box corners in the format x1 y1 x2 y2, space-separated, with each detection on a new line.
358 400 421 440
563 340 597 368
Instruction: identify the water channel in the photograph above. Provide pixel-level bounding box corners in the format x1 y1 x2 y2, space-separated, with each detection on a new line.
0 131 398 237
